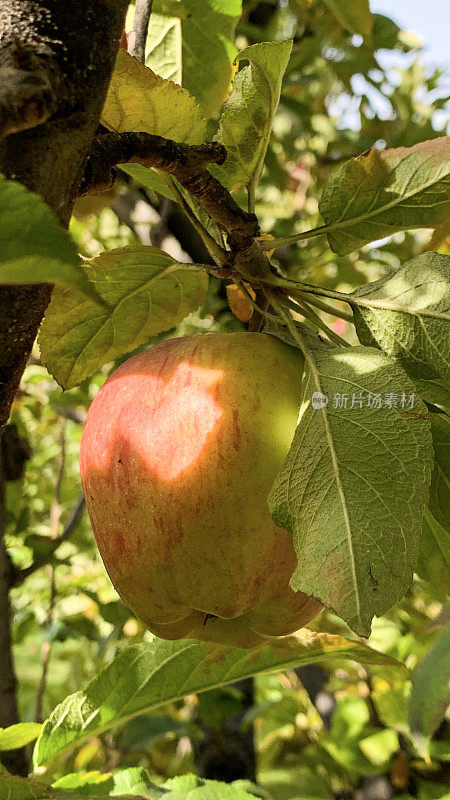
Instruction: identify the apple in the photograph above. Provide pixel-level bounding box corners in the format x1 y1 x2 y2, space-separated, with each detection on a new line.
80 332 322 647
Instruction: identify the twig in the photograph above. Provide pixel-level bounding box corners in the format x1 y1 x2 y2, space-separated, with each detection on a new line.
247 286 269 332
12 492 85 588
258 224 328 250
59 493 86 544
128 0 153 63
79 130 263 255
262 274 450 322
151 197 173 248
34 566 56 723
281 294 350 347
51 405 86 425
35 424 66 722
164 175 228 266
292 292 354 323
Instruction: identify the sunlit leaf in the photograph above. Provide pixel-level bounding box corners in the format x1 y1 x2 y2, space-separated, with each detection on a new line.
0 175 99 305
268 344 433 636
180 0 242 117
53 766 164 797
102 49 206 145
39 245 208 389
0 773 159 799
0 723 42 751
145 12 182 84
33 633 397 766
130 0 241 118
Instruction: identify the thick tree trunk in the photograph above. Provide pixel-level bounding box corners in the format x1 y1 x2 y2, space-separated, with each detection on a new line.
0 0 128 770
0 0 128 428
194 678 256 782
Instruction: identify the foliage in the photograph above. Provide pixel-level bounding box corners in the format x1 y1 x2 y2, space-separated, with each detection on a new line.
1 0 449 798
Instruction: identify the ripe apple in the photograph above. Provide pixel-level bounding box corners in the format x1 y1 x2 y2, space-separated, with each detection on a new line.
80 332 322 647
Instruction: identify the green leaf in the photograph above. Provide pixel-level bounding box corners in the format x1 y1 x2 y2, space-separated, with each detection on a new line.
319 138 450 255
414 378 450 416
121 164 177 201
152 0 190 19
409 623 450 756
162 776 198 798
33 633 397 766
259 767 332 800
0 773 160 800
38 245 208 389
145 12 182 84
135 0 241 118
370 673 410 733
0 723 42 751
358 729 399 766
322 0 373 40
161 776 257 799
0 776 49 800
417 510 450 595
102 49 206 145
179 0 242 117
268 344 433 636
428 414 450 533
353 253 450 383
179 782 254 799
416 414 450 594
0 175 100 305
53 767 165 797
213 40 292 203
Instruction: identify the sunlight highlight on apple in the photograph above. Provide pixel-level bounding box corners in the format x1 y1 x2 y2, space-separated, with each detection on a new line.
134 362 224 481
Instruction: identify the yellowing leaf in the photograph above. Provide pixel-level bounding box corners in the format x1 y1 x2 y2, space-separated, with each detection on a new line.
101 49 206 145
226 283 255 322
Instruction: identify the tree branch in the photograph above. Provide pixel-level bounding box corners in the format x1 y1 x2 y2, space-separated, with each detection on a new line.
78 130 259 246
128 0 153 63
79 132 227 194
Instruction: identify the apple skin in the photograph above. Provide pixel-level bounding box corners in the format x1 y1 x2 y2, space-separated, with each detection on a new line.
80 332 322 647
